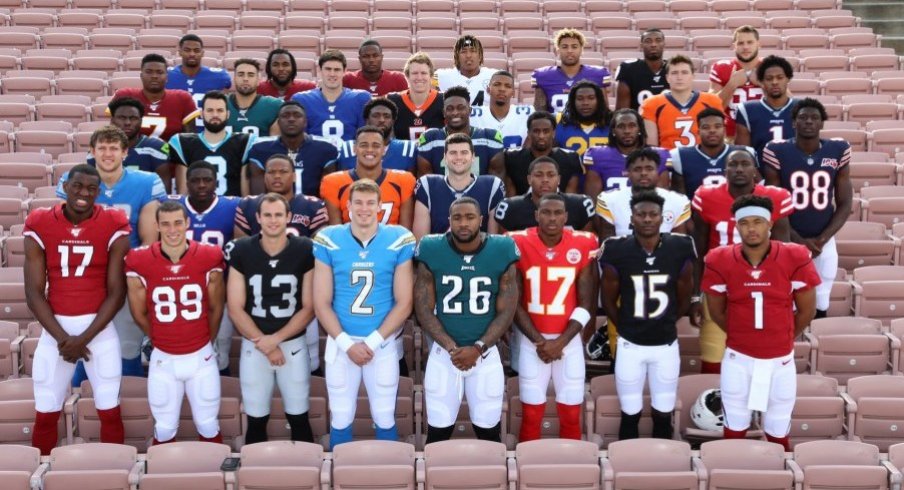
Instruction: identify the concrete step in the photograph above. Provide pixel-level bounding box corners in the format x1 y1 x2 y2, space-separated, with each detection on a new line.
844 1 904 54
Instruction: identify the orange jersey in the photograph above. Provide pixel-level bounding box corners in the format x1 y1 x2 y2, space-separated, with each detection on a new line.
640 90 723 150
510 227 599 335
320 169 416 225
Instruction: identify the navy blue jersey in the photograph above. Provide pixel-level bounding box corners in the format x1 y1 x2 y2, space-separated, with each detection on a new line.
234 193 328 238
175 194 240 248
670 144 755 200
246 135 338 198
417 127 504 175
415 174 506 234
762 138 851 238
87 135 169 173
291 88 371 147
736 98 797 157
333 138 418 172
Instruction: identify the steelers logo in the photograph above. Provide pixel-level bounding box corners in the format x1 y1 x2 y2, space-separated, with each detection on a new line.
566 249 581 264
663 211 675 223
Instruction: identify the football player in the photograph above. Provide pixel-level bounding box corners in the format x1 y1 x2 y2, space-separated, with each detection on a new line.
227 58 282 138
735 55 796 156
24 164 130 455
331 97 419 172
313 179 416 449
343 39 408 96
554 80 611 156
96 97 170 189
434 35 497 106
226 194 317 444
415 197 519 443
709 26 764 139
167 34 231 132
702 195 819 450
471 71 533 148
125 200 226 444
258 49 316 101
614 29 669 111
387 52 445 141
533 28 611 114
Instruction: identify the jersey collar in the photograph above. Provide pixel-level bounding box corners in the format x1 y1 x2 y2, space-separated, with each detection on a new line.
350 169 387 186
444 231 488 256
199 129 234 152
664 90 700 113
443 173 478 194
184 195 219 218
759 96 795 116
694 144 729 165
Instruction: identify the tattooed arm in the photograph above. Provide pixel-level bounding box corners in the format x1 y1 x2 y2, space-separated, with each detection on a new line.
413 262 457 352
480 262 520 347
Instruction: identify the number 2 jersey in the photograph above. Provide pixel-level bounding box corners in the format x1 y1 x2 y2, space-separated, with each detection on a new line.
762 138 851 238
23 204 131 316
416 233 520 346
599 233 696 345
510 228 598 334
225 234 314 340
702 241 820 358
692 182 793 251
124 241 225 355
312 223 416 337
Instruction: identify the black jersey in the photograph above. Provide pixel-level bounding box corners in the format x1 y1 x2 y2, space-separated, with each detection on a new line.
169 132 252 197
387 90 445 141
494 192 594 232
614 58 669 111
225 234 314 339
599 233 696 346
502 147 584 196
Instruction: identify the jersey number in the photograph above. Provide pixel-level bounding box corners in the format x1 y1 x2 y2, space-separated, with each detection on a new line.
152 284 203 323
249 274 298 319
205 156 228 195
142 116 167 139
322 120 344 144
769 125 783 142
789 170 831 211
57 245 93 278
630 274 669 319
525 266 576 316
714 221 742 247
350 269 374 315
186 230 225 247
440 275 492 315
674 119 695 148
751 291 764 330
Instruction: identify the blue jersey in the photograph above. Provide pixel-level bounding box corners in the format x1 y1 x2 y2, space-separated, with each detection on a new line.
56 168 166 248
555 121 609 156
417 127 504 175
583 146 670 191
415 174 506 234
670 144 755 200
736 97 797 157
87 135 169 173
247 135 338 198
291 88 371 147
763 138 851 238
234 193 328 237
174 194 239 248
333 138 417 172
166 65 232 131
312 224 416 337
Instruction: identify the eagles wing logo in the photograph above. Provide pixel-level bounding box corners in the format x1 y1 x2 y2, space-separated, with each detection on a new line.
750 270 763 279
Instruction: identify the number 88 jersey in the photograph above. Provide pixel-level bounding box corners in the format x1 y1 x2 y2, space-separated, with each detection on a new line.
225 235 314 340
762 138 851 239
125 241 224 355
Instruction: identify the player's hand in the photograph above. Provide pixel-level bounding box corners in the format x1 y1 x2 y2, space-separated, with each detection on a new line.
581 323 596 345
689 302 704 327
728 67 749 89
800 238 823 257
450 346 480 371
536 338 565 364
59 335 90 363
346 343 374 366
266 348 285 366
254 335 281 355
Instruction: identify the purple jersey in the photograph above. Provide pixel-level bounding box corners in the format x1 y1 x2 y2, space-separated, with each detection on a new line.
583 146 670 191
531 65 612 114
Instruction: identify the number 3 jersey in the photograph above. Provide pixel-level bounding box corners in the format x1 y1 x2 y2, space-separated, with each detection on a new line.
416 233 520 346
762 138 851 239
24 204 131 316
692 182 793 251
312 224 416 337
125 241 225 355
599 233 696 345
168 131 254 197
225 235 314 340
510 228 598 335
701 241 821 358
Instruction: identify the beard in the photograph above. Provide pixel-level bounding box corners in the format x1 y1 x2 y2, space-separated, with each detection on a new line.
737 50 759 63
203 119 228 133
453 229 479 244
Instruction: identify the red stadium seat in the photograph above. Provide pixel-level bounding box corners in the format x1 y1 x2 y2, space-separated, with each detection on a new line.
790 439 890 485
237 441 326 490
603 439 700 489
42 444 141 490
331 440 418 489
790 374 847 447
517 439 600 489
806 317 897 385
140 442 231 490
844 376 904 451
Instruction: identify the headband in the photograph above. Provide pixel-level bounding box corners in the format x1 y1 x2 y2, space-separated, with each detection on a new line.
734 206 771 222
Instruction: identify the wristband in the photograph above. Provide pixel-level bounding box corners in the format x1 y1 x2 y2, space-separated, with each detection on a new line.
569 307 592 328
690 295 702 304
364 331 385 351
335 333 355 352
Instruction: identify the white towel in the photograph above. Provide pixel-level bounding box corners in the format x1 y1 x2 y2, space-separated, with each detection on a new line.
747 357 774 412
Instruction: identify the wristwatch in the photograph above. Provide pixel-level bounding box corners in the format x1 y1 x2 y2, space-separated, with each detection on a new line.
474 340 489 358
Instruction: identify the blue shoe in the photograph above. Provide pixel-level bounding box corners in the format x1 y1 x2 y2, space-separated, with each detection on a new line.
329 424 353 450
375 424 398 442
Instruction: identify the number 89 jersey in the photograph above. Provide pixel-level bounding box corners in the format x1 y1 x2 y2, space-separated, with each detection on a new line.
599 233 696 346
762 138 851 239
225 235 314 340
125 241 224 355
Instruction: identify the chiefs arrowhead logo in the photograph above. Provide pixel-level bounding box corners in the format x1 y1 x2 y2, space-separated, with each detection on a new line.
750 270 763 279
169 265 183 274
70 228 82 237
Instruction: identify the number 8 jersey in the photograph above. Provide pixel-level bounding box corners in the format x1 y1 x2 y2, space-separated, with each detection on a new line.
762 138 851 239
125 241 225 355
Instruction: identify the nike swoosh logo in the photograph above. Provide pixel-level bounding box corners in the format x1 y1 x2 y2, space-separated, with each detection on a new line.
204 354 214 362
291 349 302 356
782 359 792 365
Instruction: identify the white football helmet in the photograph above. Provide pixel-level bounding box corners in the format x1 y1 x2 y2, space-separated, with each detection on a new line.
690 388 724 431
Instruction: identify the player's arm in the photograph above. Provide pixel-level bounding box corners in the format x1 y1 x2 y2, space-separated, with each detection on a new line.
399 196 415 231
533 87 548 112
480 262 519 347
704 291 727 332
513 268 545 344
175 164 188 195
670 172 686 195
413 263 457 351
816 164 853 247
226 267 268 341
245 164 265 196
125 276 151 336
584 171 603 203
324 199 343 225
206 270 226 340
676 259 694 318
490 215 508 234
488 151 510 192
599 264 620 325
564 174 580 194
157 164 175 194
312 260 343 338
595 214 616 241
412 201 431 242
416 155 433 178
72 236 131 361
374 259 414 340
268 120 280 137
644 120 659 147
487 211 499 234
615 81 632 111
734 123 752 147
711 68 748 108
23 238 73 346
793 286 817 337
772 216 790 242
138 200 161 246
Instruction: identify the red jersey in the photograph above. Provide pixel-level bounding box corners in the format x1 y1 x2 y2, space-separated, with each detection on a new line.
257 79 317 101
709 59 764 137
510 228 599 335
702 241 820 358
23 204 131 317
112 87 199 141
125 241 224 355
692 183 793 251
343 70 408 96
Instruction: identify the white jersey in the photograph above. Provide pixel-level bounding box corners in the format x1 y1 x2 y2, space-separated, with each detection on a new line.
595 187 691 237
470 104 534 148
435 67 497 105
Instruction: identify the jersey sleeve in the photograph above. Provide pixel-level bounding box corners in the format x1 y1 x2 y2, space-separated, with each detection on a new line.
247 140 267 169
786 244 821 293
595 192 615 224
311 229 337 266
691 185 707 214
761 143 781 170
672 193 692 227
414 176 430 207
413 235 435 269
493 198 513 227
769 186 794 220
108 208 133 249
167 135 187 165
123 248 148 281
307 197 329 234
639 96 658 122
838 143 852 170
233 199 252 235
388 227 416 265
599 67 613 88
224 239 245 274
669 148 683 175
489 177 505 211
701 248 729 296
579 194 595 220
299 237 315 274
319 174 342 209
709 62 729 85
203 244 226 273
398 172 417 203
22 209 48 249
598 237 621 270
147 173 167 202
735 102 751 129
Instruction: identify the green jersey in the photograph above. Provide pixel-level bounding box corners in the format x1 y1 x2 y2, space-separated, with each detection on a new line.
227 94 282 137
416 233 520 346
